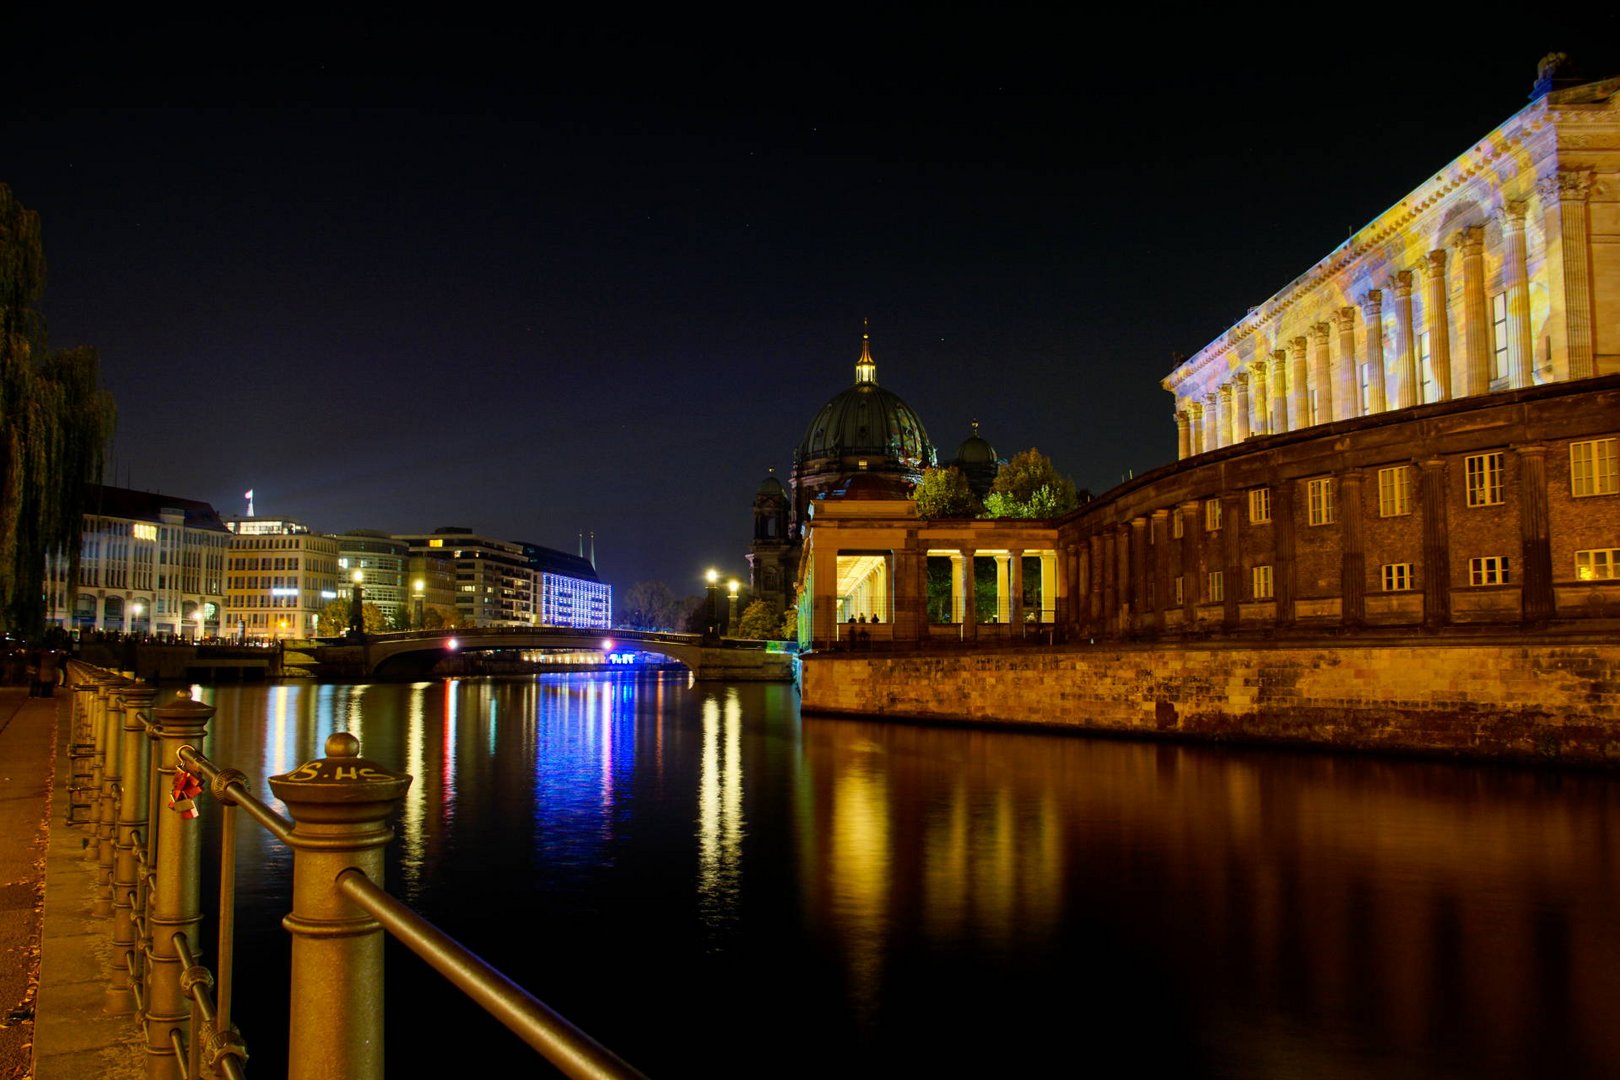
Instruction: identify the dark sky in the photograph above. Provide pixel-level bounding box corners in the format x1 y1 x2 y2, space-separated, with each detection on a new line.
6 15 1617 597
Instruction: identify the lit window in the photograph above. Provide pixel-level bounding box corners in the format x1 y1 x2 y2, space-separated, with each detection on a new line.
1378 466 1411 517
1570 439 1618 497
1465 453 1504 507
1382 563 1413 591
1575 550 1618 581
1248 487 1271 524
1491 293 1509 383
1307 477 1335 526
1205 499 1222 532
1252 565 1273 600
1207 570 1224 602
1469 556 1510 586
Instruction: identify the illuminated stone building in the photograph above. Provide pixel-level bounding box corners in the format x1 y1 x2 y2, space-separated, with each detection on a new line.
335 531 409 627
45 485 229 638
221 517 341 640
1069 58 1620 638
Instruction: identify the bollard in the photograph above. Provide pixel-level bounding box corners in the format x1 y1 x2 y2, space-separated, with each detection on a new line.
144 690 214 1080
110 684 157 1015
69 671 101 824
268 733 411 1080
94 675 128 917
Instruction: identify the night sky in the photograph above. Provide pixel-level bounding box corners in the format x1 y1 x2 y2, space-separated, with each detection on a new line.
6 15 1617 597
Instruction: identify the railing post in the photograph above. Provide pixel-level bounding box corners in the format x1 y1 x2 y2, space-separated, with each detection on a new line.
145 690 214 1080
69 668 101 824
110 684 157 1015
94 675 129 918
268 733 411 1080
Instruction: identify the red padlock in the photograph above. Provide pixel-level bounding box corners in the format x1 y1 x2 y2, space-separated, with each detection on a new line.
169 766 203 819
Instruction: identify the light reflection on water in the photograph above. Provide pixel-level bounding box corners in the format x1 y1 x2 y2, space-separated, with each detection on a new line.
190 676 1620 1079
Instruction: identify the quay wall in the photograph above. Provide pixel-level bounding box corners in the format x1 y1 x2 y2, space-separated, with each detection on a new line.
800 640 1620 766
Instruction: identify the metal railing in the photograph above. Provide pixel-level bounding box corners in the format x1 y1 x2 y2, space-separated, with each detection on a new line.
65 659 647 1080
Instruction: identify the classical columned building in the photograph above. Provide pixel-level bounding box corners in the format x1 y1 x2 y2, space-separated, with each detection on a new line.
1164 60 1618 456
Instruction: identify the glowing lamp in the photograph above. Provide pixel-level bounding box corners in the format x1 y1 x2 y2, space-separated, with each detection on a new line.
446 638 460 651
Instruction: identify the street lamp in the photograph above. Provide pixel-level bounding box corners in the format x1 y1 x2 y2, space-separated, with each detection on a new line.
131 601 144 638
704 568 720 641
350 569 366 636
193 609 206 643
413 578 425 630
727 579 740 636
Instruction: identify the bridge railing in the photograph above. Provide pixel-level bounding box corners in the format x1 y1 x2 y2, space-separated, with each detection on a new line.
65 659 647 1080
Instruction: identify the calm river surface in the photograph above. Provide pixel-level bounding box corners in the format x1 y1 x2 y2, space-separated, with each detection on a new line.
189 675 1620 1078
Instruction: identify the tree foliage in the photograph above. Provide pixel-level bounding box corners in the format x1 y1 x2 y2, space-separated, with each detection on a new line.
0 186 117 635
422 604 463 630
616 580 684 630
911 466 983 519
736 599 779 640
983 449 1079 519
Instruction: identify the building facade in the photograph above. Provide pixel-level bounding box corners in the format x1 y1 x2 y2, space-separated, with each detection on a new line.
335 531 410 627
394 528 612 629
222 517 341 640
45 485 229 638
1163 59 1618 455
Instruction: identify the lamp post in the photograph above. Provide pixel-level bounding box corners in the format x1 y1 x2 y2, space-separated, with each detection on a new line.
727 579 740 636
704 568 720 641
192 609 206 643
131 602 144 639
413 578 425 630
349 570 365 637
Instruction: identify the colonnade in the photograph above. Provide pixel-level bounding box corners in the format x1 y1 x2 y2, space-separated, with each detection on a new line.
1172 171 1597 460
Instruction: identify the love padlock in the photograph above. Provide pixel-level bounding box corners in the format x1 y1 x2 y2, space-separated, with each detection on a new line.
169 766 203 819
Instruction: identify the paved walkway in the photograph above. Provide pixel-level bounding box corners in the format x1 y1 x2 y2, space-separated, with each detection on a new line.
0 687 143 1079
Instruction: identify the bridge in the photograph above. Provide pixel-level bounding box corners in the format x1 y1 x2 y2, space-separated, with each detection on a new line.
304 626 797 681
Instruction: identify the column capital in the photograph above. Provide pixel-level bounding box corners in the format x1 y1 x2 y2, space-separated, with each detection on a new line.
1310 322 1330 344
1422 249 1447 279
1500 199 1529 231
1187 401 1203 419
1456 224 1485 256
1251 357 1267 378
1290 336 1308 355
1150 507 1170 521
1536 168 1595 205
1333 306 1356 326
1512 442 1549 460
1233 370 1249 388
1130 516 1148 530
1174 409 1190 428
1204 390 1218 406
1389 270 1413 298
1362 288 1383 315
1218 382 1233 400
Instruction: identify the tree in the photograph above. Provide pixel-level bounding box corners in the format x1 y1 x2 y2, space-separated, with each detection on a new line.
983 449 1079 519
911 466 982 519
778 604 797 641
617 580 682 630
736 599 779 640
0 186 117 636
422 604 463 629
317 600 348 637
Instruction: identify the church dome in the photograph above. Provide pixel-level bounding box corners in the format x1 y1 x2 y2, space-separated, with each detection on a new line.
795 332 935 471
756 471 787 499
952 420 997 465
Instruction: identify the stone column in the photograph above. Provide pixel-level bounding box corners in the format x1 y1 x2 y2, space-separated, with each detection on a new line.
1270 349 1289 433
1250 360 1269 437
1334 308 1358 418
1087 534 1103 631
1188 403 1204 458
1218 384 1235 447
1538 169 1597 379
1391 271 1417 408
1362 290 1387 414
1457 226 1489 396
1421 250 1453 402
1130 518 1148 635
1179 500 1201 627
994 554 1013 625
1308 323 1331 423
1340 471 1365 627
1420 458 1450 629
1233 372 1251 441
1151 509 1171 632
1009 549 1025 628
1205 392 1221 452
1102 528 1119 635
1175 409 1191 461
956 549 977 639
1289 337 1310 429
1516 445 1554 624
1500 200 1533 389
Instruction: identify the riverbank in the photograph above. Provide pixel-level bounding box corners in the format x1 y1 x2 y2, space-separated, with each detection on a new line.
800 636 1620 767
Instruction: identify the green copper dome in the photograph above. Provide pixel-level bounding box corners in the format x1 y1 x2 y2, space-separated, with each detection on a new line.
795 332 935 470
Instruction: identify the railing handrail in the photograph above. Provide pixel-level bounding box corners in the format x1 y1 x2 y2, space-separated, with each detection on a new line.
336 868 648 1080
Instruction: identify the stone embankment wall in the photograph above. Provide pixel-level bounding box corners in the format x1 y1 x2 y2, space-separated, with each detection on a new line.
801 641 1620 766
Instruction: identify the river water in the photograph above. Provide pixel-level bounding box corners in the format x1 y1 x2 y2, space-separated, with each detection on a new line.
188 674 1620 1078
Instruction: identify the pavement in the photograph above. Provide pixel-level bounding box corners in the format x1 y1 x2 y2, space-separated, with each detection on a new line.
0 686 143 1079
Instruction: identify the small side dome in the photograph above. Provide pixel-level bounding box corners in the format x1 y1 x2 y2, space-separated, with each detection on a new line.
950 420 1000 499
756 470 787 498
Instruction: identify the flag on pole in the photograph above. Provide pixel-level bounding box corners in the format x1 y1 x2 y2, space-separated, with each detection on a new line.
244 489 255 517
